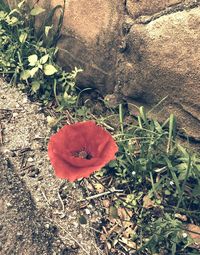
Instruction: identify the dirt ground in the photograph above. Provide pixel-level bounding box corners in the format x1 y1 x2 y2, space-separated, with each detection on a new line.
0 79 102 255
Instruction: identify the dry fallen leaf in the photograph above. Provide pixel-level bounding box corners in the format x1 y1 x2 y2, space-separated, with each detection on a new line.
175 213 187 222
123 227 135 238
100 233 107 241
119 237 137 249
123 221 134 229
84 180 94 192
187 224 200 246
106 241 112 250
95 183 105 193
117 207 133 221
102 199 110 208
143 195 155 209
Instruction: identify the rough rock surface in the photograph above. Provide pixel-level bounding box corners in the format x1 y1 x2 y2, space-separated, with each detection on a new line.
122 6 200 140
9 0 200 139
126 0 188 18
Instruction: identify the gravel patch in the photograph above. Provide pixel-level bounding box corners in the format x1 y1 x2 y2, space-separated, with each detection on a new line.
0 79 101 255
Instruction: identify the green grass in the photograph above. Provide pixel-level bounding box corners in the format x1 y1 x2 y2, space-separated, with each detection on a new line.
84 105 200 254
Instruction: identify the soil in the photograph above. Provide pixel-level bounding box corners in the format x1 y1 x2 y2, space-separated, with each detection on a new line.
0 79 102 255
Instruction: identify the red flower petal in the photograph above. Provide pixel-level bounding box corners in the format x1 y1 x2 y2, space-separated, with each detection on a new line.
48 121 118 182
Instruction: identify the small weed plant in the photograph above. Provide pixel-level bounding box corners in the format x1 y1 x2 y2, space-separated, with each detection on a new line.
71 104 200 254
88 105 200 255
0 0 82 109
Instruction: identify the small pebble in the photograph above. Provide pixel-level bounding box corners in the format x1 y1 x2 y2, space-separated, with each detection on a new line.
73 222 79 228
6 202 12 208
59 213 66 219
27 157 34 162
45 224 50 229
182 232 188 238
22 98 28 104
16 231 23 237
13 112 18 117
56 239 61 245
77 234 82 239
37 176 43 181
85 209 90 215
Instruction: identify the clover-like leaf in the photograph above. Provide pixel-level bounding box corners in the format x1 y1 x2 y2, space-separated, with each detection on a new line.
43 64 58 76
20 70 31 80
19 32 27 43
28 54 38 66
40 54 49 64
30 6 45 16
31 81 40 93
29 67 39 77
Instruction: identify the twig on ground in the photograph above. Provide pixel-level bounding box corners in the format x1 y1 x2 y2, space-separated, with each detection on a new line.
21 165 34 171
40 188 51 206
57 190 65 212
0 123 3 144
78 188 124 202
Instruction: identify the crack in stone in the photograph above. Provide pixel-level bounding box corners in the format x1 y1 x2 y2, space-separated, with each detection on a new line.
126 0 200 25
123 0 129 15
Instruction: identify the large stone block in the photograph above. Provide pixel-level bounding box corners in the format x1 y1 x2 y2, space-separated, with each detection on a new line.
122 7 200 139
4 0 200 140
26 0 123 92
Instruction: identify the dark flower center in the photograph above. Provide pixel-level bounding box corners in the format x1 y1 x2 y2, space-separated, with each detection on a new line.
72 148 92 160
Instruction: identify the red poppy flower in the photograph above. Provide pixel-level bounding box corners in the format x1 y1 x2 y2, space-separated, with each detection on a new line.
48 121 118 182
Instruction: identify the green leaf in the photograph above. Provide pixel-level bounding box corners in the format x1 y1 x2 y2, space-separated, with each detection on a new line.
40 54 49 64
19 32 27 43
30 6 45 16
45 25 53 37
29 67 39 77
47 116 57 127
192 184 200 197
28 54 38 66
20 70 31 80
109 206 118 219
79 215 87 225
7 16 18 25
43 64 57 76
31 81 40 93
18 0 26 9
63 91 70 101
164 190 171 195
108 160 118 168
0 11 7 20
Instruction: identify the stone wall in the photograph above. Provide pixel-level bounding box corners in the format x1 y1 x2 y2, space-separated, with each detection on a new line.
9 1 200 140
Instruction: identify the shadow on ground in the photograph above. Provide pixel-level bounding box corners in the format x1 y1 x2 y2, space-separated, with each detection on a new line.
0 152 60 255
